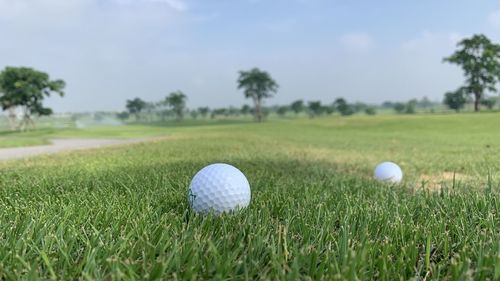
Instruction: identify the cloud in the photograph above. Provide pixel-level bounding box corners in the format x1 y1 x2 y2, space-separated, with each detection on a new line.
401 31 463 52
339 32 374 52
489 10 500 29
148 0 188 12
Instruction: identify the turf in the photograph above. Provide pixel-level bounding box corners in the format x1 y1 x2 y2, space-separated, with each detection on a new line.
0 113 498 280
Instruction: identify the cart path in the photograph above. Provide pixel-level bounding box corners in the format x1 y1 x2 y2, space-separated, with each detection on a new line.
0 138 158 161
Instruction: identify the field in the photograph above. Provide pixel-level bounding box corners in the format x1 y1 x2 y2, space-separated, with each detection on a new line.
0 113 498 280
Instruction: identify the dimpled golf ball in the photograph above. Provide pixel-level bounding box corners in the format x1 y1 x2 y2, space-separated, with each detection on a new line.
188 163 251 214
374 161 403 183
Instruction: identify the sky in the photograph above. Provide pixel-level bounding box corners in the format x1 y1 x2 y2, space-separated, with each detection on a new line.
0 0 499 112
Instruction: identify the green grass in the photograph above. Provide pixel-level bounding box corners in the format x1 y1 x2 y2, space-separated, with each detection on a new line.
0 113 498 280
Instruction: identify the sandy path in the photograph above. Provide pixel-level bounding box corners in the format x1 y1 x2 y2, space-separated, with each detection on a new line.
0 138 155 161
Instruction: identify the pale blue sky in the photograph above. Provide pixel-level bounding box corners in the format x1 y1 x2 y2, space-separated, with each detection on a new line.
0 0 499 112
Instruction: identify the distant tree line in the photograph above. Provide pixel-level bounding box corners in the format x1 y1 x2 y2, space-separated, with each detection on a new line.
120 94 445 122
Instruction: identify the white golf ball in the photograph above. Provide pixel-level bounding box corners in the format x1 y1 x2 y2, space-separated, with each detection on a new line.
188 163 251 214
374 162 403 183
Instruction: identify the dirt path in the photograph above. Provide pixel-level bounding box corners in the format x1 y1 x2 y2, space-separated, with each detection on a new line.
0 138 155 161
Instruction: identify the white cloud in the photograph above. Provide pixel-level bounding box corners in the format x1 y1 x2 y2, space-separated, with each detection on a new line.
339 32 374 52
401 31 463 52
489 10 500 29
149 0 188 12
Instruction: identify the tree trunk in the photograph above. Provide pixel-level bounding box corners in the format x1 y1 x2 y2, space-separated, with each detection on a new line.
474 92 481 112
255 98 262 122
7 107 17 131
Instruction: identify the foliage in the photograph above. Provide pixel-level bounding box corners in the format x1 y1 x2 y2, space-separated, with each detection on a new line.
365 107 377 115
126 98 147 120
241 104 251 115
277 106 289 116
405 99 418 114
443 89 467 112
0 66 65 130
334 98 355 116
237 68 278 122
290 100 305 115
197 107 210 118
307 101 323 117
480 96 496 110
116 111 130 120
443 34 500 111
165 91 187 121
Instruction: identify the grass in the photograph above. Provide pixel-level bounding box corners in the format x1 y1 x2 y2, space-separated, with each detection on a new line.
0 113 498 280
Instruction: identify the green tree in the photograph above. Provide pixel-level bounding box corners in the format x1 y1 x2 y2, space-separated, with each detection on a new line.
405 99 418 114
126 98 147 120
198 107 210 118
365 107 377 115
237 68 278 122
190 110 199 119
277 106 289 117
290 100 304 116
0 66 65 131
334 98 355 116
480 96 496 110
393 102 406 114
211 108 227 119
308 101 323 118
419 96 433 109
241 104 251 115
116 111 130 121
228 106 240 116
323 105 335 115
443 34 500 112
165 91 187 121
443 89 467 112
352 102 368 113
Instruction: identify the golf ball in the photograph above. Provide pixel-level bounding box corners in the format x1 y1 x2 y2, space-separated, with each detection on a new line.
188 163 251 214
374 162 403 183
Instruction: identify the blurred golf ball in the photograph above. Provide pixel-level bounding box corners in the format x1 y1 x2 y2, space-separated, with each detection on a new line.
188 163 251 214
374 162 403 183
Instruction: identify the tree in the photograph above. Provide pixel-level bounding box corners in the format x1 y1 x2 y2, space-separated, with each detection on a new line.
443 34 500 112
365 107 377 115
393 102 406 114
241 104 251 115
308 101 323 118
405 99 418 114
228 106 240 116
116 111 130 121
381 101 394 108
190 110 199 119
480 96 496 110
165 91 187 121
0 66 65 130
443 89 467 112
334 98 355 116
198 107 210 118
290 100 304 116
237 68 278 122
418 96 433 109
144 102 156 122
211 108 227 119
352 102 368 113
277 106 289 117
323 105 335 115
126 98 147 120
